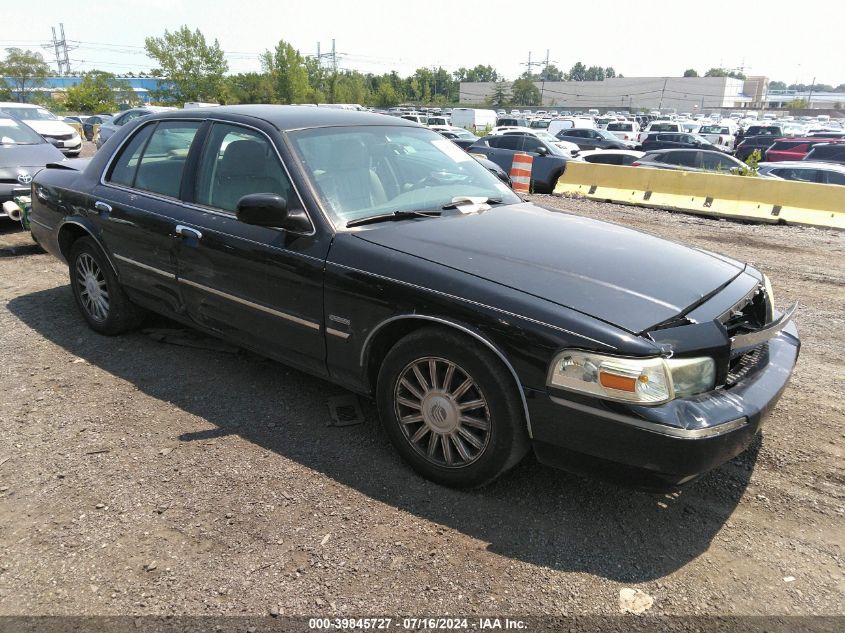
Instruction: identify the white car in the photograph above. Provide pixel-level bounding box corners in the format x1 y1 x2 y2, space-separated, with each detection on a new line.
698 124 737 149
605 121 640 143
637 121 684 143
0 102 82 156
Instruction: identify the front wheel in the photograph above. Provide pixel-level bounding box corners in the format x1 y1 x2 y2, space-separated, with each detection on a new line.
377 327 529 488
68 237 145 335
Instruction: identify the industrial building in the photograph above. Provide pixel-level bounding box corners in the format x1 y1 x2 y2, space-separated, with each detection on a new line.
460 76 771 112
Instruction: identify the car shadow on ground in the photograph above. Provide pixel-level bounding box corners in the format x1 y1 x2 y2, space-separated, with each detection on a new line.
7 285 759 584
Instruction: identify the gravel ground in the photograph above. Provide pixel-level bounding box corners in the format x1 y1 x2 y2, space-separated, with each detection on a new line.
0 149 843 623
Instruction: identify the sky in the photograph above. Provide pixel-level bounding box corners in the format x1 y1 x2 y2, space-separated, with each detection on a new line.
3 0 842 86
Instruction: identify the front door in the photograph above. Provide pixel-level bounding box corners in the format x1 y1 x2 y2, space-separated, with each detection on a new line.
173 122 329 375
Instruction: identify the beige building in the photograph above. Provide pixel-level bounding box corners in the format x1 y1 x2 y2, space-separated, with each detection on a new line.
460 76 761 112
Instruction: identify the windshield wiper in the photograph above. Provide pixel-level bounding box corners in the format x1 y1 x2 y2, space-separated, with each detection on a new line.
345 209 442 228
441 196 503 210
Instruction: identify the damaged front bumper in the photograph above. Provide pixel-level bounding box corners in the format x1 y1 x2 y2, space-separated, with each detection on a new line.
528 312 800 489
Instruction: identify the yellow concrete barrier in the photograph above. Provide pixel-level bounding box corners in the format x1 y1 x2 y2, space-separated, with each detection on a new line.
555 162 845 230
67 122 83 137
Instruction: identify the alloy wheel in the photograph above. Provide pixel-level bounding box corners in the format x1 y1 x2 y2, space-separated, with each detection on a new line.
393 356 491 468
75 252 110 322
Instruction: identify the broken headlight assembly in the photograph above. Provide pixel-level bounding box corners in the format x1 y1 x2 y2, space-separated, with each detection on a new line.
548 351 716 405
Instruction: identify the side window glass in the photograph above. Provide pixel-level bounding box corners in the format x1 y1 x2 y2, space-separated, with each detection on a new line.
497 136 522 151
133 121 201 198
106 123 155 187
195 123 293 213
522 137 543 153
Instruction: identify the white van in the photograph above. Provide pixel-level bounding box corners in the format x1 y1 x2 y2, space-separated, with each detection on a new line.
449 108 497 132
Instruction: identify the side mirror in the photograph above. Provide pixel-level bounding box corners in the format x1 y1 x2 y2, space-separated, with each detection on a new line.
236 193 310 232
535 146 549 156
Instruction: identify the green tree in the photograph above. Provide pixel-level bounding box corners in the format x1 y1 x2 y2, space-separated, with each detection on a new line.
584 66 605 81
568 62 587 81
605 67 617 79
1 48 51 102
221 72 276 104
511 78 541 105
144 26 228 103
768 80 786 91
786 98 808 109
704 68 746 80
261 40 310 104
486 80 511 107
453 64 498 83
683 68 699 77
65 71 134 112
374 79 400 107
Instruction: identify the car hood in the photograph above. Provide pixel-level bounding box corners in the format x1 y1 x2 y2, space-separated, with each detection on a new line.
23 120 77 136
353 202 745 333
0 142 66 170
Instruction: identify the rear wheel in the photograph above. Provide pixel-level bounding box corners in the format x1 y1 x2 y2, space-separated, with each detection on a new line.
377 327 529 488
68 237 145 335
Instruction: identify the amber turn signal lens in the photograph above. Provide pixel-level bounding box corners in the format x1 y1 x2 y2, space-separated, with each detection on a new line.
598 371 637 392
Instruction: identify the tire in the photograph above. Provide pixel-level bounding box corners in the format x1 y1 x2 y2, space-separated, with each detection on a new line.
68 236 145 335
376 327 530 488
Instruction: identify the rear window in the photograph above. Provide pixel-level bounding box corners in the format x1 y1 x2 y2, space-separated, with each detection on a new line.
606 123 633 131
650 123 677 132
806 145 845 160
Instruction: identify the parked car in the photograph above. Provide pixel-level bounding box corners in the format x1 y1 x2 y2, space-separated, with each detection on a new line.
636 121 683 143
555 128 636 151
494 128 579 155
468 132 569 192
574 149 644 166
737 125 782 143
401 114 428 125
605 121 640 143
763 138 845 162
0 102 82 156
640 133 730 153
757 161 845 185
698 124 737 149
449 108 498 133
802 143 845 165
734 136 777 162
29 105 800 490
547 118 595 136
95 106 174 148
496 117 529 128
436 128 479 150
632 149 747 172
82 114 114 141
0 115 66 215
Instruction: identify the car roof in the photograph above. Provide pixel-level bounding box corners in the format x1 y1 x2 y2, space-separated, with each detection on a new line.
578 149 644 157
151 104 417 131
643 148 735 156
0 102 43 108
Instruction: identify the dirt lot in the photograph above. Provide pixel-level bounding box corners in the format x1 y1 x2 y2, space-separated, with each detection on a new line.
0 162 843 623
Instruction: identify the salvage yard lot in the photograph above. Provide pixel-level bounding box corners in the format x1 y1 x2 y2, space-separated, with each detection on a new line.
0 191 843 618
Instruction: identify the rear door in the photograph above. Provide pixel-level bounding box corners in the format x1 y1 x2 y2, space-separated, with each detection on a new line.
173 121 329 374
91 119 203 315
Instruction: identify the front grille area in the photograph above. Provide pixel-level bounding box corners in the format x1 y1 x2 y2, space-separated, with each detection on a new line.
47 133 74 141
722 285 772 386
726 342 769 386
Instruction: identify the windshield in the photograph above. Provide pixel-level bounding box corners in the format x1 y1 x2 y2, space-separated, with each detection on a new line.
594 129 619 140
0 117 45 144
533 131 559 143
288 126 520 226
1 106 58 121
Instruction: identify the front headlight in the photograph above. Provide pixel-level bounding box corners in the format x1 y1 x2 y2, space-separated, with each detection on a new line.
548 350 716 405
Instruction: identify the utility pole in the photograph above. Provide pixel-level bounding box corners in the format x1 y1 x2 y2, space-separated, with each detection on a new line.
658 77 668 112
807 76 816 110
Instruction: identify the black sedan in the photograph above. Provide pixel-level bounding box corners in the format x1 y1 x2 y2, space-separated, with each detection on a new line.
1 115 65 217
641 133 731 154
734 135 777 162
556 127 636 150
29 106 800 489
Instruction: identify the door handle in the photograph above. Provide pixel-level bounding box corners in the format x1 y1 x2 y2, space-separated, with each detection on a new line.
94 201 112 214
174 225 202 241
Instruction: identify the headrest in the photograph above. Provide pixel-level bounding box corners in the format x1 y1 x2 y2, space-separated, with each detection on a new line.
219 140 269 177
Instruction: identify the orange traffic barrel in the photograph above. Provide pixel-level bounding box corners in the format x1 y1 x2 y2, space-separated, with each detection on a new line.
510 152 533 194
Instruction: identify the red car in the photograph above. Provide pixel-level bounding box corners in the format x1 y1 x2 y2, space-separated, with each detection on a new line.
764 137 845 162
